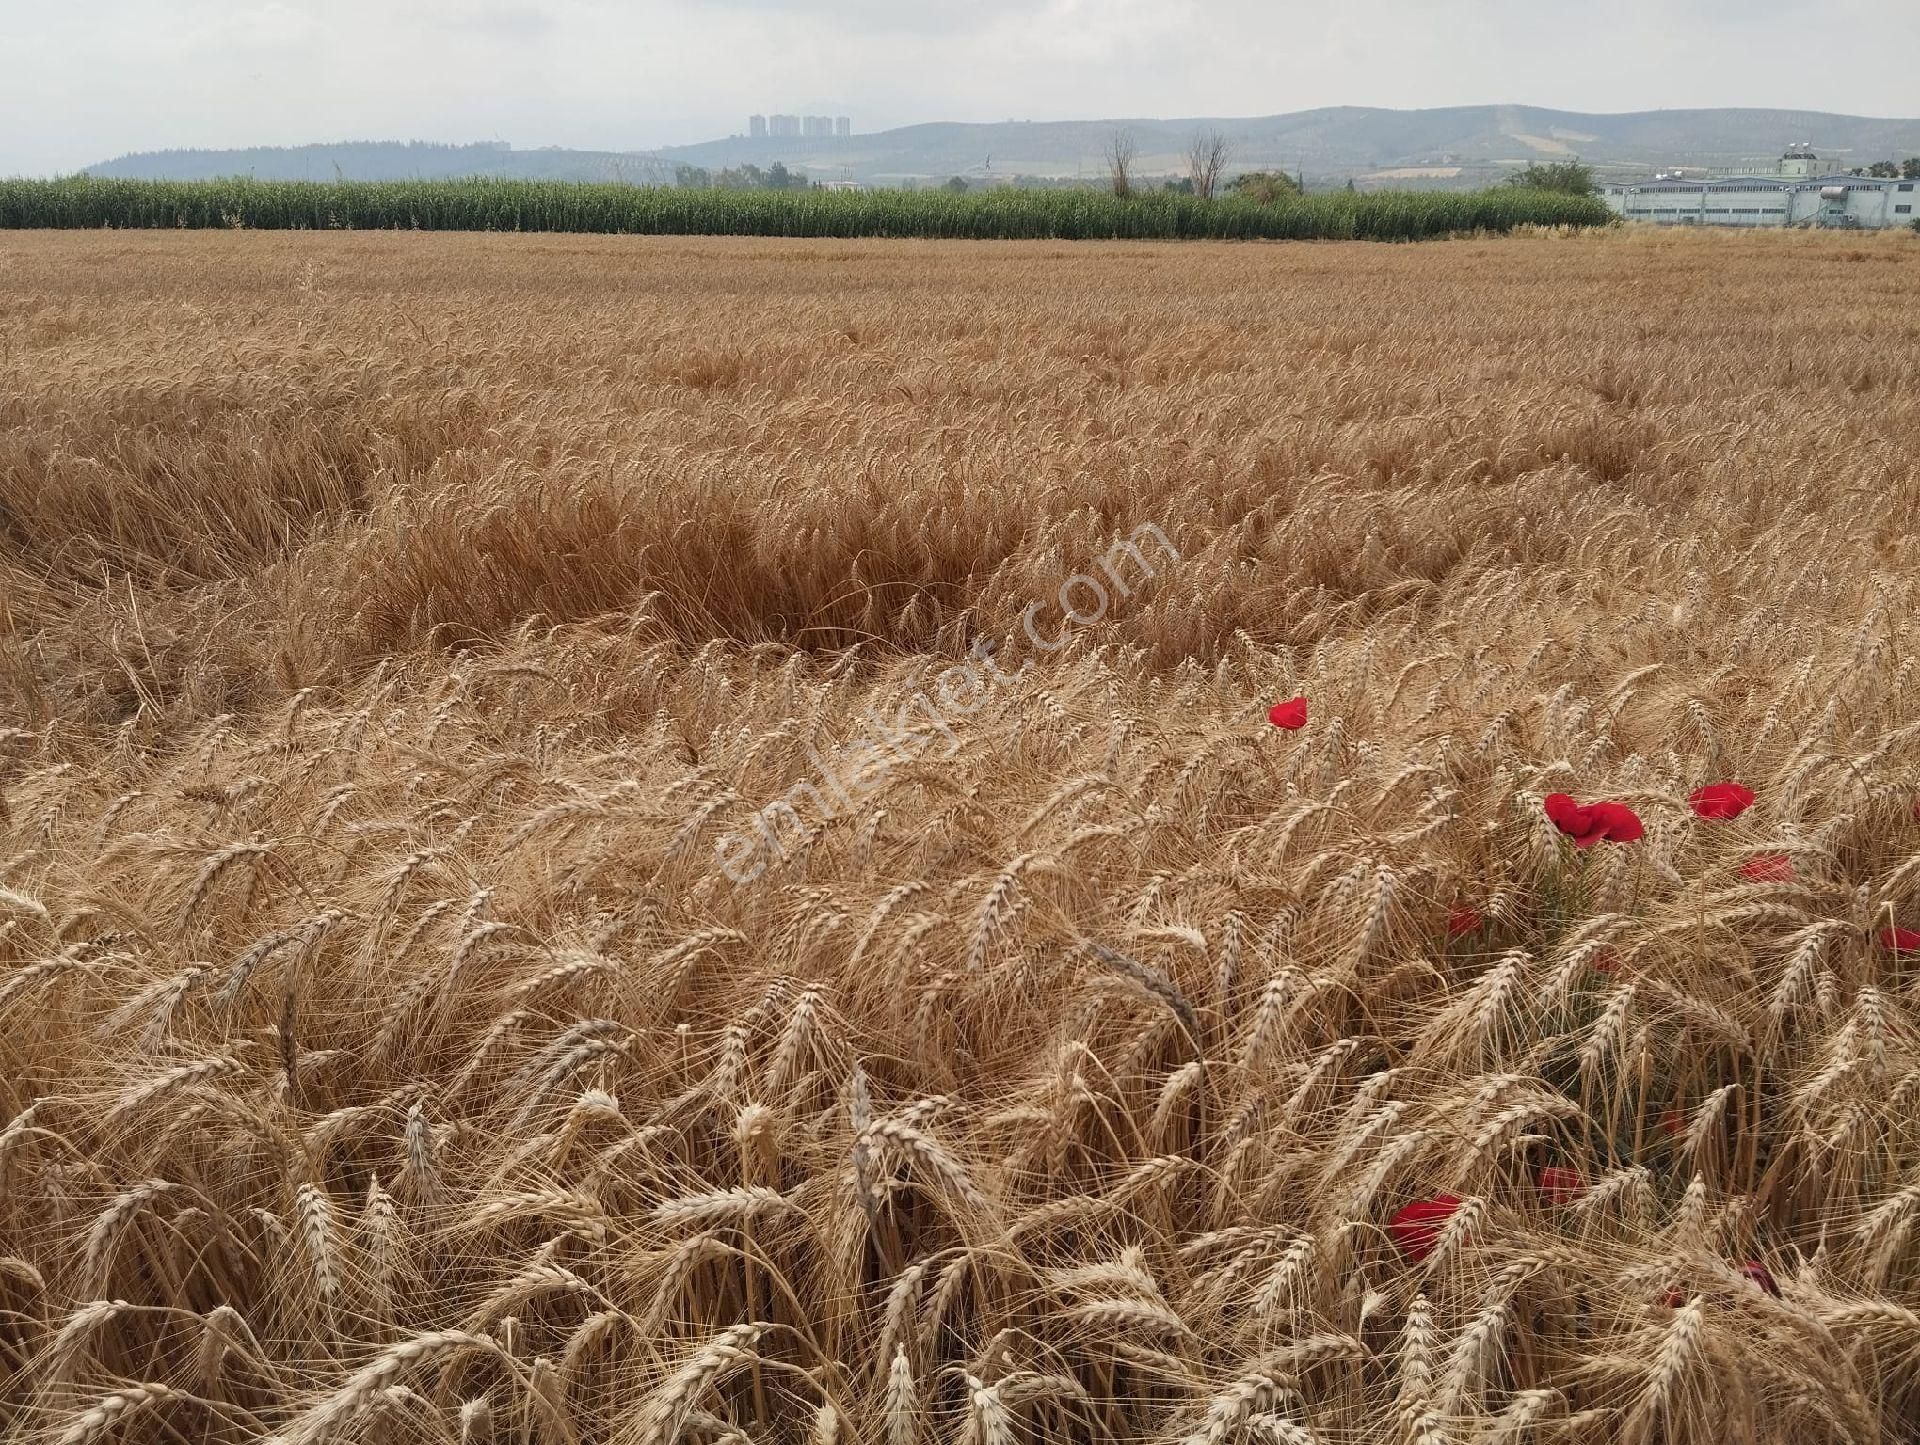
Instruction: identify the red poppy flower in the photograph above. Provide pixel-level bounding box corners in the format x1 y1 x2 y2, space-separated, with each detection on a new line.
1388 1195 1462 1261
1879 926 1920 955
1739 1261 1780 1297
1267 697 1308 730
1660 1107 1685 1138
1661 1287 1686 1308
1537 1165 1584 1206
1447 905 1482 938
1544 793 1644 848
1739 854 1795 884
1689 782 1755 821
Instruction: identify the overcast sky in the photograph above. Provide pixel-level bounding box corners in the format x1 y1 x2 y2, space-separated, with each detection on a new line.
4 0 1917 175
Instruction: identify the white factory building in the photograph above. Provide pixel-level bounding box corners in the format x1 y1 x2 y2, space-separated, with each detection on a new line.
1603 147 1917 229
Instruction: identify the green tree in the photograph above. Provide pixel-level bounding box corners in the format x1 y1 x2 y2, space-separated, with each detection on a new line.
1503 160 1597 195
674 164 711 188
1904 158 1920 180
1230 170 1301 204
1868 160 1901 178
944 176 969 194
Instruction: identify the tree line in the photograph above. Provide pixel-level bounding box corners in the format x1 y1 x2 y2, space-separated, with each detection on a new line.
668 137 1913 205
673 162 811 190
1845 159 1920 179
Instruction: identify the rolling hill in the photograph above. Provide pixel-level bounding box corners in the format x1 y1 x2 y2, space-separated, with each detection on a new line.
83 105 1920 189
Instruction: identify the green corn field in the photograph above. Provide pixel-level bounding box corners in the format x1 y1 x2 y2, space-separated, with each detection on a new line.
0 176 1614 240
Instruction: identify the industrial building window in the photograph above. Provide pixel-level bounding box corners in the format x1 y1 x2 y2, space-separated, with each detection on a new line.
1899 205 1914 214
1705 208 1730 215
1900 183 1915 191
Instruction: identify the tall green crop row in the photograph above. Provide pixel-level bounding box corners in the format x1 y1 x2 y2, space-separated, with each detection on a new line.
0 177 1614 239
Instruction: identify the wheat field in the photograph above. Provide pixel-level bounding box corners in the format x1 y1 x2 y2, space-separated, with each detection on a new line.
3 226 1920 1445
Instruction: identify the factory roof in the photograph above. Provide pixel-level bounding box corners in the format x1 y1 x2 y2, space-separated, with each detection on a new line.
1610 174 1908 192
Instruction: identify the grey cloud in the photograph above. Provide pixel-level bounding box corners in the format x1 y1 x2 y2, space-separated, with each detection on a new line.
671 0 1037 35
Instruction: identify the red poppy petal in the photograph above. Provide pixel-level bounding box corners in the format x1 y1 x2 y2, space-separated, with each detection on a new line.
1447 906 1482 938
1661 1107 1685 1137
1537 1166 1584 1205
1880 926 1920 954
1546 794 1600 842
1576 818 1613 847
1739 854 1795 884
1546 795 1643 845
1388 1195 1462 1261
1267 697 1308 730
1590 949 1622 976
1590 801 1645 843
1739 1261 1780 1297
1689 782 1755 821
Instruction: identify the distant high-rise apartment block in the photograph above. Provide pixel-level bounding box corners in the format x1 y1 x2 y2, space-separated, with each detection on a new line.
759 111 848 141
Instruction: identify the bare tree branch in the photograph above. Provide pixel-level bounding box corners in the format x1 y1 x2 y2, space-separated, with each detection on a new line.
1186 130 1233 202
1103 130 1137 199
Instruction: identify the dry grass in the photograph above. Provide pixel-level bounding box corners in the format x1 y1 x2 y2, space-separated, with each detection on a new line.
3 224 1920 1444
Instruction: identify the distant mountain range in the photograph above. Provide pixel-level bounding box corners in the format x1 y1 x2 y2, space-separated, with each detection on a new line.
82 141 663 185
85 106 1920 189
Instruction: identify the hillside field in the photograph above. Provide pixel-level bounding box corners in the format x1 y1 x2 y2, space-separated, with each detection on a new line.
3 227 1920 1445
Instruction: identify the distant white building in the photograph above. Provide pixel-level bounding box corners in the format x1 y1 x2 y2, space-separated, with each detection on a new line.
835 117 851 138
1603 146 1916 229
769 115 801 139
1776 144 1820 179
749 115 767 139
